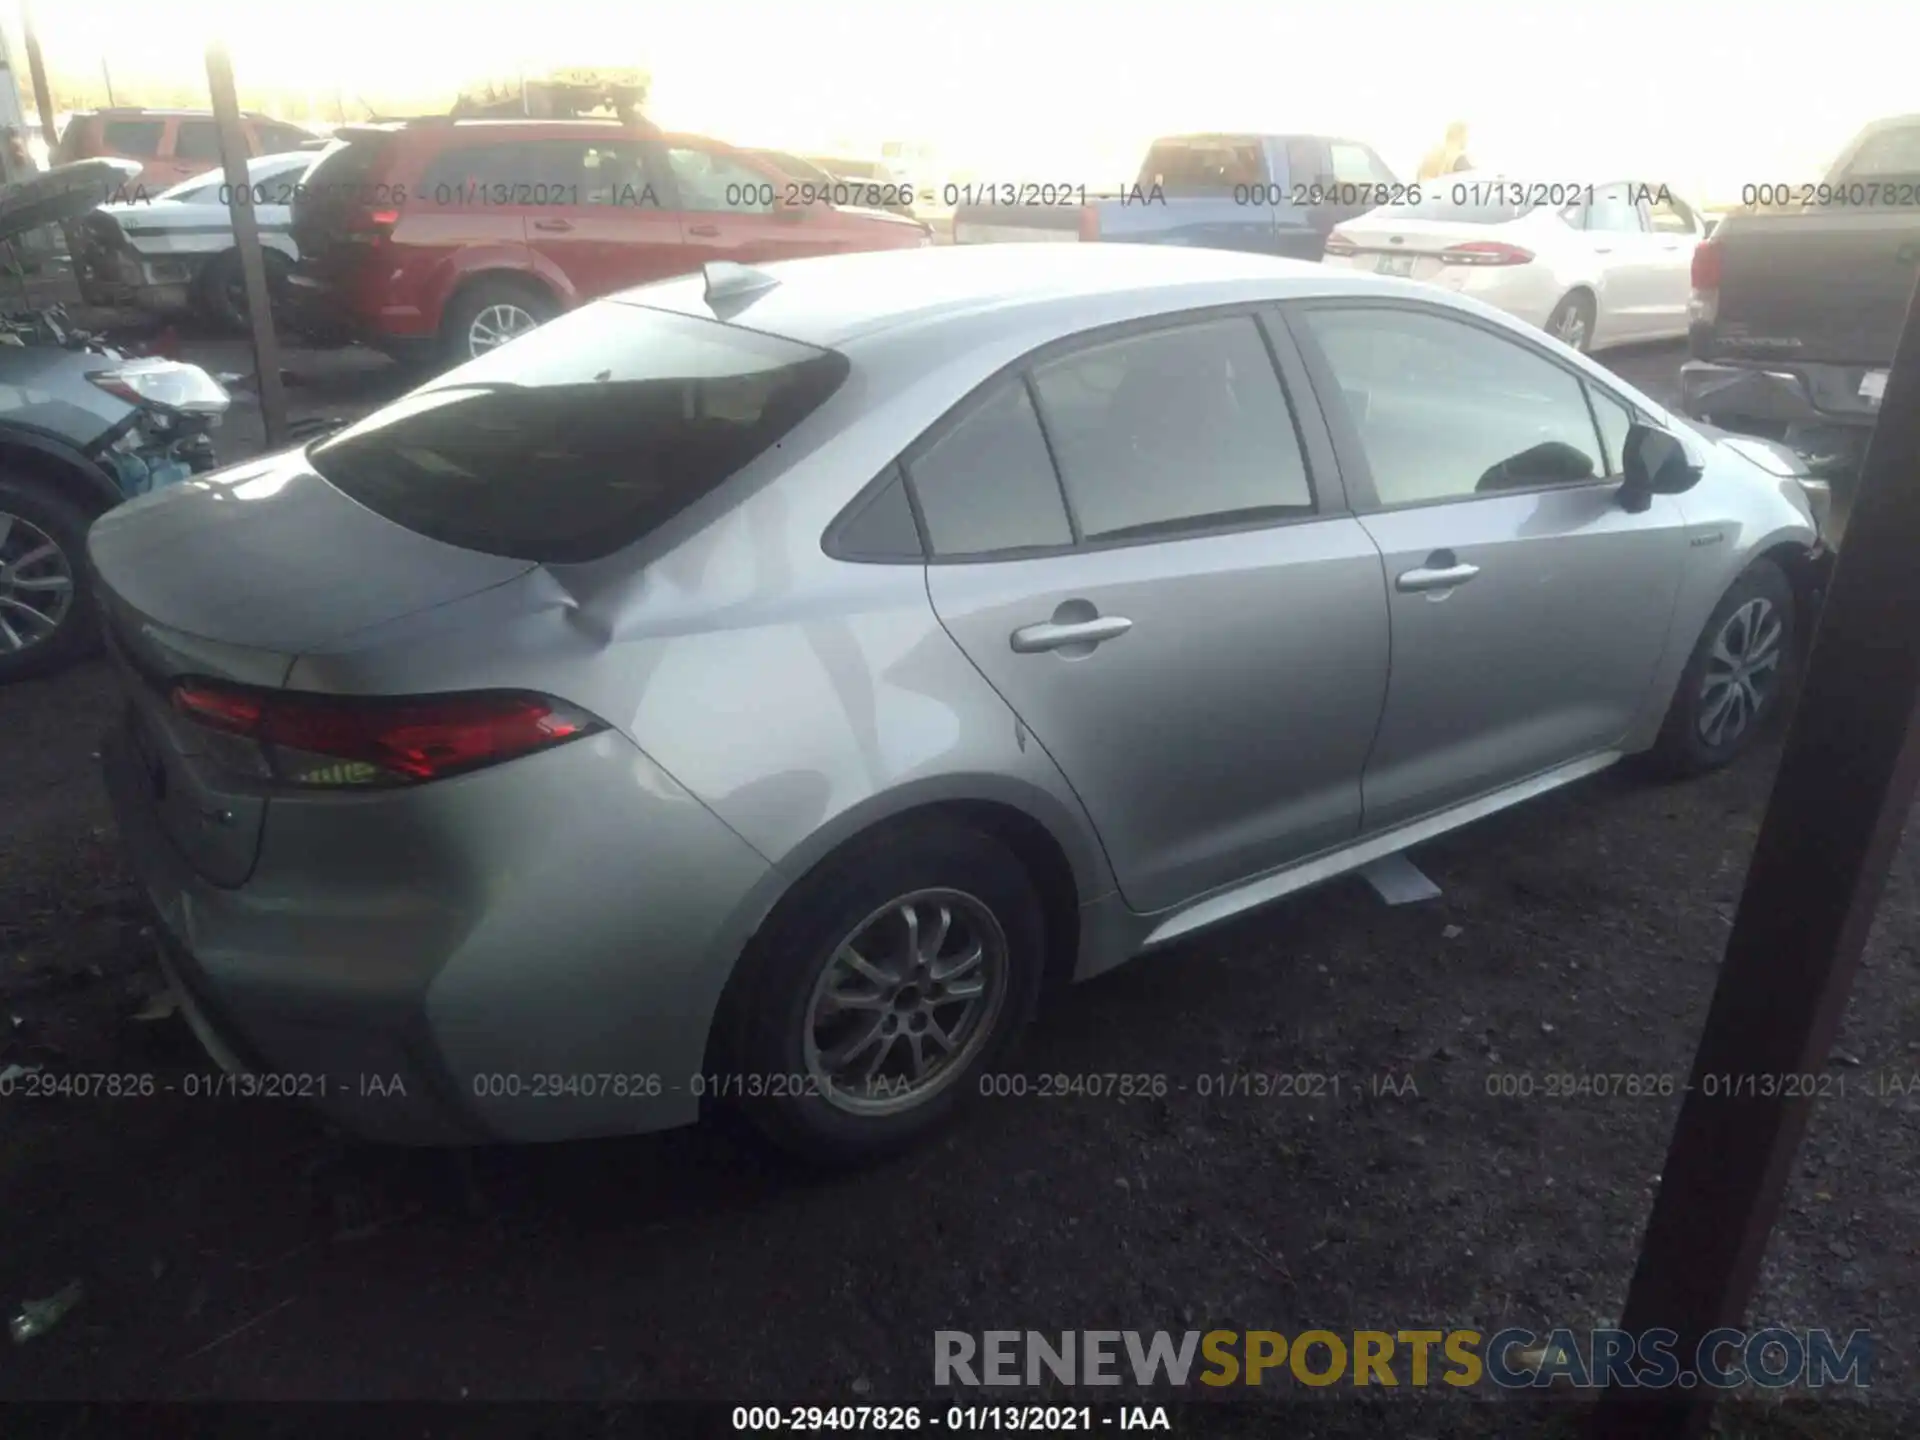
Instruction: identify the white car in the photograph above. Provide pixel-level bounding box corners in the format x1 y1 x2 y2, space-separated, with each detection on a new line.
1321 174 1708 352
74 150 314 331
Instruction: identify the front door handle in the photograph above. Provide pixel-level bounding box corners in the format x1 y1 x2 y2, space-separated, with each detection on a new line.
1010 616 1133 653
688 223 722 238
1396 552 1481 593
532 218 575 232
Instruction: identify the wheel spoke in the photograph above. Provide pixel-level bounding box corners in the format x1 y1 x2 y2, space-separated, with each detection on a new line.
903 1030 928 1080
920 904 952 963
0 514 13 550
940 975 986 1001
10 573 70 593
0 613 21 652
820 1014 888 1072
923 1014 957 1054
931 941 984 985
822 984 889 1013
835 944 894 988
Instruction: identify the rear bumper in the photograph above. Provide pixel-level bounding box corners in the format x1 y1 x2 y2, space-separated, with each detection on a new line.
102 707 778 1146
1677 358 1882 475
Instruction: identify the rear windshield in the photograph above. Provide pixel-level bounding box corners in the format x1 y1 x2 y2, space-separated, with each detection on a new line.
298 134 393 207
1137 138 1266 193
1841 122 1920 183
1375 190 1536 224
306 301 850 564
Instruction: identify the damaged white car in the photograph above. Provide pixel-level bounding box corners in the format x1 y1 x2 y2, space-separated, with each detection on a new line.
71 150 313 332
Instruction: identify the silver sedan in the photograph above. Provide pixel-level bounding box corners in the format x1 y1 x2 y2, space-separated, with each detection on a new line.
93 244 1826 1161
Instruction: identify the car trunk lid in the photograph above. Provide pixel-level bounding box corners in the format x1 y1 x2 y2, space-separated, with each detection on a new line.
289 129 399 275
89 449 534 887
1708 210 1920 368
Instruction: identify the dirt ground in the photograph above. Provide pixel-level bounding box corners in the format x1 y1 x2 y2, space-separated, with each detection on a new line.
0 335 1906 1432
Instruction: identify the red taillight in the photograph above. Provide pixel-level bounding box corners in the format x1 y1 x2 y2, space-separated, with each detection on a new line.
1439 241 1535 267
1688 237 1722 326
169 679 603 786
1078 205 1101 241
1323 230 1358 257
1691 238 1722 291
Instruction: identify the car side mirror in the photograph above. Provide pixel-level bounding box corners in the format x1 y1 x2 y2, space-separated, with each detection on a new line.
1619 422 1702 512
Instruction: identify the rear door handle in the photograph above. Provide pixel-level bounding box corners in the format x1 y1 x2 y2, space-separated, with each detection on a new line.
532 218 574 232
1010 616 1133 653
1396 553 1480 593
688 223 721 238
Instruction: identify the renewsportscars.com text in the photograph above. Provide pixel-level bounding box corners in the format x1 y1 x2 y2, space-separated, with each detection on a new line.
934 1328 1872 1390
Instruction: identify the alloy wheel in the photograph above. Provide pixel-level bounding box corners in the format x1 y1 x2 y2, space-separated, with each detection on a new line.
0 511 75 656
1556 306 1589 350
801 888 1010 1116
467 303 539 357
1697 596 1784 747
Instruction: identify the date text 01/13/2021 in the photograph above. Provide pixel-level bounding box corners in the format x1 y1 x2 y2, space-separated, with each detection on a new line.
728 1404 1172 1431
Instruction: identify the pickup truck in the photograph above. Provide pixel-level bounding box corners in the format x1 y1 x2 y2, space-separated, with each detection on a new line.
1678 112 1920 478
949 133 1403 261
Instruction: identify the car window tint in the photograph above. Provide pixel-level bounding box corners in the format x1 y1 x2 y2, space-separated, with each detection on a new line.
173 121 222 163
1588 385 1636 476
1138 139 1265 193
1301 308 1606 506
421 141 583 198
1031 317 1313 541
1842 122 1920 181
1329 142 1393 187
907 381 1073 557
1646 191 1697 234
306 302 849 564
668 147 775 212
101 119 164 155
832 469 924 561
1586 183 1645 233
581 142 660 206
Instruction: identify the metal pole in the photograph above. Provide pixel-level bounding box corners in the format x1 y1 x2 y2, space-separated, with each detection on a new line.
101 58 114 109
1588 275 1920 1438
21 1 58 151
205 42 289 451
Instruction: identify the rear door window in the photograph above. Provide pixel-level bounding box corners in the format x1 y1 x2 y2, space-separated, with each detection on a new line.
1584 183 1646 233
665 147 777 212
101 119 164 156
173 120 222 164
907 381 1073 558
1030 316 1315 540
305 301 850 563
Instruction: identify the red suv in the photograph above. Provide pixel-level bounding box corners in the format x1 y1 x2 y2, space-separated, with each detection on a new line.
287 119 933 365
54 109 318 189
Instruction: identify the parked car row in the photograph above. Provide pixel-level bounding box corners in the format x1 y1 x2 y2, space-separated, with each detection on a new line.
949 132 1713 357
53 107 319 189
283 118 932 364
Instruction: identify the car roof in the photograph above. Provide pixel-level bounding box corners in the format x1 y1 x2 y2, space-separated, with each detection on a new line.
615 242 1401 349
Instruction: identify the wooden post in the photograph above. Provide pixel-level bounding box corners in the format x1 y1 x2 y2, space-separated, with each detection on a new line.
205 42 288 451
21 2 57 152
1588 277 1920 1437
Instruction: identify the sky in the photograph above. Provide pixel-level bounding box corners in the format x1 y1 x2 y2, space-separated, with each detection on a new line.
7 0 1913 204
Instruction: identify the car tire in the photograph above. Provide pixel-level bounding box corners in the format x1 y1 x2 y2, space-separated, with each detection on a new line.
714 821 1047 1166
196 249 292 335
0 475 100 685
440 277 557 367
1546 290 1596 353
1643 558 1797 779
